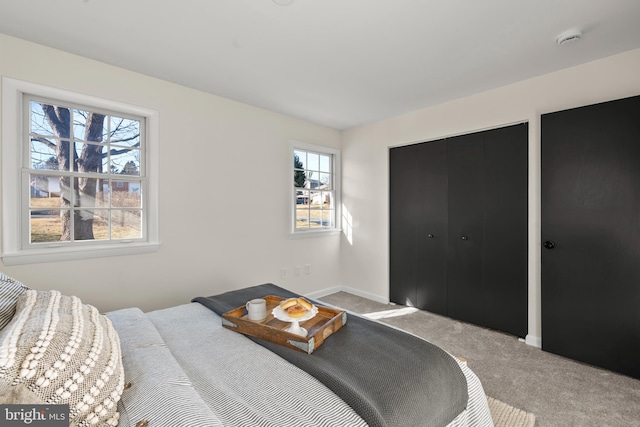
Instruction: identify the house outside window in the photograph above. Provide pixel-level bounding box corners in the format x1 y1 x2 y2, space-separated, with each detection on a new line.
1 78 159 265
291 141 340 235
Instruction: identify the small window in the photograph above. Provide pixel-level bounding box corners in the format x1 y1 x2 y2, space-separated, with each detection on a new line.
1 78 159 265
291 141 340 235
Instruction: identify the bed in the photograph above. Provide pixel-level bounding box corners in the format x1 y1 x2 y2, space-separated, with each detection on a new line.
0 274 493 427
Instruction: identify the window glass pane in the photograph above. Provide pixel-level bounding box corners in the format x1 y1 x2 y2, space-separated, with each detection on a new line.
319 173 331 189
111 210 142 239
295 190 308 204
30 138 62 170
309 191 323 206
111 181 142 208
294 150 306 169
294 151 306 188
75 209 108 241
319 154 331 173
77 180 99 208
296 207 310 229
74 179 106 241
73 110 106 143
59 177 74 206
110 117 141 148
73 109 89 141
95 182 110 208
102 153 112 174
306 174 317 189
30 101 57 137
30 175 62 203
111 149 140 176
74 142 108 173
77 208 98 223
322 209 334 228
294 169 307 188
323 191 334 208
308 207 324 228
307 152 320 172
30 210 68 243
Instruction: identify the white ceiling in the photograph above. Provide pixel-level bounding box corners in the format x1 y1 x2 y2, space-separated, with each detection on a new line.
2 0 640 130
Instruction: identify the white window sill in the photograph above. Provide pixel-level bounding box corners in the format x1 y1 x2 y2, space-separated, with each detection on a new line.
1 242 161 266
289 229 342 239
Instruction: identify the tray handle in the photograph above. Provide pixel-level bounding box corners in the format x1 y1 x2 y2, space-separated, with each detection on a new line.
222 318 238 328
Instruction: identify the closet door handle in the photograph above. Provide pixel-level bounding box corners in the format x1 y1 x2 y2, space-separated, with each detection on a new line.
543 240 555 249
461 236 468 240
427 233 434 238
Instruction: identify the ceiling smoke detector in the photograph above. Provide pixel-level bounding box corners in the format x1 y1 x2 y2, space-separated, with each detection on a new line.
556 28 583 46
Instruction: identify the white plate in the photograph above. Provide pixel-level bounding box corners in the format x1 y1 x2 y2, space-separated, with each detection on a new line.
272 303 318 323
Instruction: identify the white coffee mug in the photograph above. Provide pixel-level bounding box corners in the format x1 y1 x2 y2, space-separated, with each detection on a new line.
246 298 267 321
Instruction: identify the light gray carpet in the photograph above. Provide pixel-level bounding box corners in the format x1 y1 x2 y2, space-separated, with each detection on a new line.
318 292 640 427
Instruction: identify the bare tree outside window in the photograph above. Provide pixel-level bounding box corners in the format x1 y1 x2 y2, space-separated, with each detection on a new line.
29 100 143 243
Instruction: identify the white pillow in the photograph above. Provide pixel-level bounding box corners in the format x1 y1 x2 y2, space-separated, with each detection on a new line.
0 289 124 426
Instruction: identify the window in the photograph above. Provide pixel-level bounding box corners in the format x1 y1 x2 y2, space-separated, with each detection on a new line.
291 141 340 235
1 78 159 265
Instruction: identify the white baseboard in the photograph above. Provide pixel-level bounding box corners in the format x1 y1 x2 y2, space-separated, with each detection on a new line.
339 285 389 304
525 334 542 348
305 286 342 299
306 285 389 305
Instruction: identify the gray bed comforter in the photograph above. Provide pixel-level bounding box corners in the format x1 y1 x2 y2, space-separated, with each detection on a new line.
193 283 468 427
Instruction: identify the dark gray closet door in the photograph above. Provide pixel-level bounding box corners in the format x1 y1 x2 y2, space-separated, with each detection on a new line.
389 144 419 306
415 140 448 313
446 132 485 326
541 95 640 379
389 140 448 310
483 124 528 337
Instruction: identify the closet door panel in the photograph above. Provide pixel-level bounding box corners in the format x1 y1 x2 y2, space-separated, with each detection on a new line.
483 124 528 337
389 144 418 306
415 140 448 314
542 95 640 379
446 133 485 325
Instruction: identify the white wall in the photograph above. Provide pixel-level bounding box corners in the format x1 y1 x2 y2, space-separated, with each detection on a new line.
0 33 342 313
340 48 640 346
4 33 640 343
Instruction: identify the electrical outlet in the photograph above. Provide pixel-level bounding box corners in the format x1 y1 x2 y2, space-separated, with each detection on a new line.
280 268 288 279
295 266 302 276
305 264 311 275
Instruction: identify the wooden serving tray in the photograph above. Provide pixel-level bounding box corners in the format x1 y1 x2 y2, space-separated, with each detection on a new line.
221 295 347 354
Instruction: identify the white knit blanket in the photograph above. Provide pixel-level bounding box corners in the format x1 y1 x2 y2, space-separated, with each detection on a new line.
0 290 124 427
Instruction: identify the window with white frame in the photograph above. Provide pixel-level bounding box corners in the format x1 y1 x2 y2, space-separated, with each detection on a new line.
291 142 340 234
1 78 159 265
